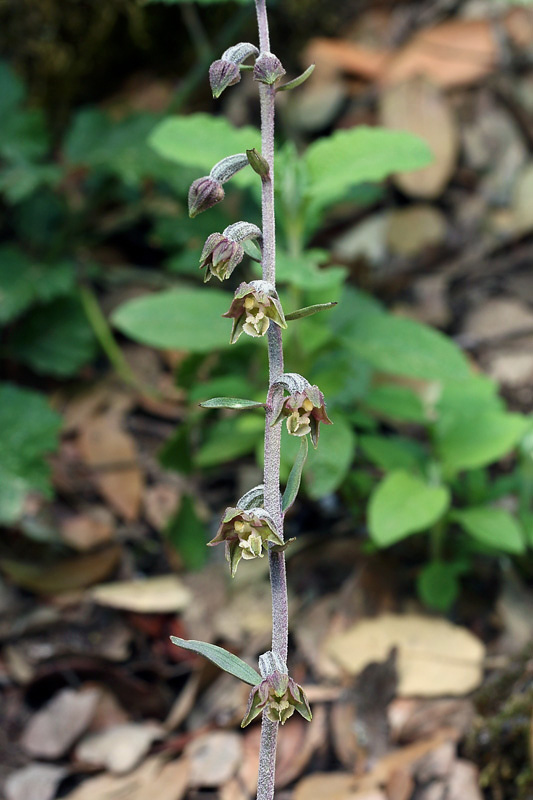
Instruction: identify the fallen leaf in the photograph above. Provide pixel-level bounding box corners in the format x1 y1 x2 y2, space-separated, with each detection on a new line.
185 731 243 788
78 412 143 520
386 206 447 258
386 768 414 800
326 614 485 696
380 77 459 198
89 575 191 613
512 162 533 233
75 722 164 774
447 760 483 800
383 19 499 88
304 38 389 82
5 763 67 800
1 546 121 595
60 508 115 551
63 755 189 800
144 484 181 531
388 698 475 744
293 773 386 800
462 298 533 344
21 687 100 758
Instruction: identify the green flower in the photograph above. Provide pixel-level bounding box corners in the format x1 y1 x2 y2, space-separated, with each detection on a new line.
271 380 332 447
241 670 312 727
208 506 283 577
223 280 287 343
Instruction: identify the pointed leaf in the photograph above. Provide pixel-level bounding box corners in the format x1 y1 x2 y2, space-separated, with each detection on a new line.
277 64 316 92
285 302 337 321
453 507 526 555
170 637 261 685
282 437 308 513
200 397 265 410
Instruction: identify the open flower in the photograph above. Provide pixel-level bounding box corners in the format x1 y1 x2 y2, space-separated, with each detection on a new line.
223 280 287 343
208 506 283 577
271 382 332 447
241 670 312 727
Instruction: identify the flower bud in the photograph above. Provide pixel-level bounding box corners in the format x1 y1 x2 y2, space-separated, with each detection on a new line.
246 148 270 179
208 507 283 576
253 52 286 85
209 59 240 98
223 280 287 343
188 176 224 218
199 222 261 282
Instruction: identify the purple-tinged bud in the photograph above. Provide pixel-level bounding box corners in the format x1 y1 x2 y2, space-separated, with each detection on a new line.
246 148 270 179
253 52 286 85
199 222 261 282
188 176 224 218
208 507 283 577
223 280 287 343
209 59 240 99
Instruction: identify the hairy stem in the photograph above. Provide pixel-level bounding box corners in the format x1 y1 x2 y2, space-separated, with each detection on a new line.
255 1 287 798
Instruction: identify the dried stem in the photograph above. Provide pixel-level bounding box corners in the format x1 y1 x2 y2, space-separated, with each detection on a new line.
255 1 288 798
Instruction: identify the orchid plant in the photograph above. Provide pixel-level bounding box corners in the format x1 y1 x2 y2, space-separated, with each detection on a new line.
170 1 335 796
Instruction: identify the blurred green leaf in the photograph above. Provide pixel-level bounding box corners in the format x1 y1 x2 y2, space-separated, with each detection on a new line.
10 296 97 376
169 637 261 685
0 62 25 116
0 384 61 523
342 313 471 382
304 415 356 499
146 0 251 4
0 246 74 324
274 250 347 292
417 561 460 612
196 415 264 467
112 287 231 352
453 506 526 555
305 127 433 208
359 435 427 473
364 384 427 424
149 114 260 185
436 412 529 473
166 494 208 570
369 471 450 547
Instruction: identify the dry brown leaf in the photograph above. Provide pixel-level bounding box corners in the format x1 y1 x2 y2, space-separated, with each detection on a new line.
293 773 386 800
60 508 115 552
325 614 485 696
144 484 181 531
380 77 458 198
75 722 164 774
304 38 388 81
462 298 533 344
60 384 133 434
386 768 414 800
185 731 243 789
383 20 499 88
0 546 121 595
78 412 143 520
5 763 67 800
388 698 475 744
63 755 190 800
89 575 191 613
386 206 447 258
447 760 483 800
21 687 100 758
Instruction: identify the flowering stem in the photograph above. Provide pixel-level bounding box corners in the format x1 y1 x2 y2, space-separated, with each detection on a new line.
255 1 288 798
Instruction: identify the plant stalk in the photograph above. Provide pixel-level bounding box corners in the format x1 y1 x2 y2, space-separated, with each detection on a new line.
255 1 288 798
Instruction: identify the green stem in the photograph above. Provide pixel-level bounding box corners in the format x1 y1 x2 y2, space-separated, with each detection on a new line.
79 285 141 390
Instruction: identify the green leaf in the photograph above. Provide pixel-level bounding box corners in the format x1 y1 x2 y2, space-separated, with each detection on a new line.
0 61 25 116
369 471 450 547
282 437 308 512
165 495 208 570
149 114 260 185
285 302 337 321
453 507 525 555
302 415 355 499
145 0 251 4
0 384 61 524
436 412 529 473
196 415 264 467
10 296 97 376
170 637 261 684
0 246 74 324
200 397 265 410
417 561 460 612
273 250 347 292
359 435 427 472
364 384 427 424
342 313 470 382
305 127 433 208
112 287 232 352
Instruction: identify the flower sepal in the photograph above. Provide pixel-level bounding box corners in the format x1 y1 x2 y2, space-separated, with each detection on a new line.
208 506 283 577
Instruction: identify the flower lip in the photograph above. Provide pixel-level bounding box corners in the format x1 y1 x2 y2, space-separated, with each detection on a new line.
270 377 332 448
